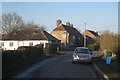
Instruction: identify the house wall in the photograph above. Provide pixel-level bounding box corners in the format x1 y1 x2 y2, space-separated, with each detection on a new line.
0 40 49 50
69 35 83 46
69 35 76 46
51 31 69 44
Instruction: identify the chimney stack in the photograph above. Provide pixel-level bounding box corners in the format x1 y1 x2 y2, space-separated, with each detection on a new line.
66 22 70 26
70 24 73 27
57 19 62 27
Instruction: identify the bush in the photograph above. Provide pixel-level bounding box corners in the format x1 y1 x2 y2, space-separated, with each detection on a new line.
44 43 57 54
87 38 100 51
100 30 119 64
100 30 118 53
3 45 44 64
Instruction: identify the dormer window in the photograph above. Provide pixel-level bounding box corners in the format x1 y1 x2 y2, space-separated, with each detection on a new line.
34 31 37 33
33 31 38 35
14 31 18 35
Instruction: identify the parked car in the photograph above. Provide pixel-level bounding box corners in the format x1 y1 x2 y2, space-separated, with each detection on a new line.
72 47 92 63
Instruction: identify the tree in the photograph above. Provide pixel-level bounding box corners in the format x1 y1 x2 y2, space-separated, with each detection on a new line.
25 21 47 31
2 12 23 34
39 25 47 31
100 30 118 53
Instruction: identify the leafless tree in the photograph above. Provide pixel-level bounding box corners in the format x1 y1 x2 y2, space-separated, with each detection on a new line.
25 21 47 31
2 12 23 34
39 25 47 31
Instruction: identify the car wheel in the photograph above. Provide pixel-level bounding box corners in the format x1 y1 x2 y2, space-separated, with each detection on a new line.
72 61 75 64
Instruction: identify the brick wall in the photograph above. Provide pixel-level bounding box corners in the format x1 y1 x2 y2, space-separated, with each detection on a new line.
82 30 97 39
51 31 69 44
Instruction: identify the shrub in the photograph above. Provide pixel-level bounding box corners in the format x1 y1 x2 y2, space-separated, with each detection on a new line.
100 30 119 64
100 30 118 53
87 38 100 51
44 43 57 54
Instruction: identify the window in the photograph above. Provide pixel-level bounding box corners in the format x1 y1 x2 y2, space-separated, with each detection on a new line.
75 49 90 54
10 42 13 47
63 34 66 39
29 42 33 46
73 36 75 39
78 37 80 40
0 42 4 46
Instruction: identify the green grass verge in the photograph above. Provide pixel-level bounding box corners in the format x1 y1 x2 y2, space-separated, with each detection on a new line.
100 55 120 70
110 59 120 70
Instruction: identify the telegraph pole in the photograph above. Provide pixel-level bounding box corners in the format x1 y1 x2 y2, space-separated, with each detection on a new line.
84 22 86 47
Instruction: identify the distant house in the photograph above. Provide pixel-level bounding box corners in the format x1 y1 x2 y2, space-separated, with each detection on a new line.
51 19 83 47
82 30 100 45
0 28 60 50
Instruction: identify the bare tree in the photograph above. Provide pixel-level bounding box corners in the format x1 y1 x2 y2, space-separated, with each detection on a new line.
39 25 47 31
26 23 39 28
2 12 23 34
25 21 47 31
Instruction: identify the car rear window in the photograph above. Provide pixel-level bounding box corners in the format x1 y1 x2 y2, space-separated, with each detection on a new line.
75 49 90 54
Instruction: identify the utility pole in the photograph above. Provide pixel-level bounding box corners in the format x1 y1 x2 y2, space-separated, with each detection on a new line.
66 31 67 48
84 22 86 47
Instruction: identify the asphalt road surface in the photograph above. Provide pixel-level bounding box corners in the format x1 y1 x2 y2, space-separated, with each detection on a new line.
31 52 100 78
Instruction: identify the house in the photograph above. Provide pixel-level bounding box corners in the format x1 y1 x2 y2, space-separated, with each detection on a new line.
0 27 60 50
82 30 99 39
51 19 84 47
82 30 100 45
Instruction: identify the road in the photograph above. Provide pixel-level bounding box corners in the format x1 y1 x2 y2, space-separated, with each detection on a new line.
31 52 100 78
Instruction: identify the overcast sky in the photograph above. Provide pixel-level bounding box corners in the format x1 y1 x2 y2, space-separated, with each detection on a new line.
2 2 118 34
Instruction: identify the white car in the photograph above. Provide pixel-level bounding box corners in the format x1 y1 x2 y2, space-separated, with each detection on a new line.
72 47 92 63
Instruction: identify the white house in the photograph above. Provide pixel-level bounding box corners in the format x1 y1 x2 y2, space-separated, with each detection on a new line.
0 28 60 50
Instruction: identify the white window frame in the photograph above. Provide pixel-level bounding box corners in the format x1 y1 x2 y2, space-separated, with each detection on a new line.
29 42 33 46
10 42 14 47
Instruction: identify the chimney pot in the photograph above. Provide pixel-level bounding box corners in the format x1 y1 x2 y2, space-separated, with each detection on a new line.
70 24 73 27
66 22 70 26
57 19 62 27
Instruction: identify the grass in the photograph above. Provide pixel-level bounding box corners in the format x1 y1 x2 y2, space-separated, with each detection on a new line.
110 59 120 70
3 51 63 78
100 55 120 71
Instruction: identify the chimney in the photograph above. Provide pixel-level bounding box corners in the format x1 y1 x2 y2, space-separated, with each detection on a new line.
70 24 73 27
66 22 70 26
57 19 62 27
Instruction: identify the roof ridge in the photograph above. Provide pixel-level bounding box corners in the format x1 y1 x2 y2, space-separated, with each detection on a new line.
41 31 49 40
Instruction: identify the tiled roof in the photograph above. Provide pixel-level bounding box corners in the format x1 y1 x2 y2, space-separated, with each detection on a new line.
2 28 59 41
42 31 60 41
87 30 99 37
53 24 83 37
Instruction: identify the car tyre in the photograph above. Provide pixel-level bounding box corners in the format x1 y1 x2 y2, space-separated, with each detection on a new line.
72 61 75 64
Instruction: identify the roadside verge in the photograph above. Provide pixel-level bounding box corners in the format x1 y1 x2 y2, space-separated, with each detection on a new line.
93 57 119 80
